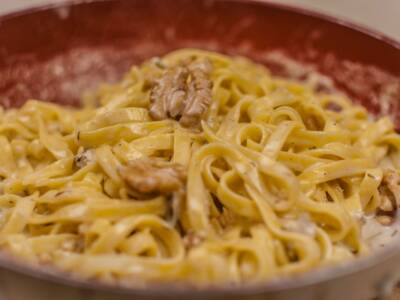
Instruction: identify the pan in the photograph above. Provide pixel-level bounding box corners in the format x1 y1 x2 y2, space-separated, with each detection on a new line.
0 1 399 299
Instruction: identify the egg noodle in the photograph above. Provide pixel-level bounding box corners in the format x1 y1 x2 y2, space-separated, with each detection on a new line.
0 49 399 286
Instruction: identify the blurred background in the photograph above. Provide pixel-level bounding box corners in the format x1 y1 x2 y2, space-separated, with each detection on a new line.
1 0 400 40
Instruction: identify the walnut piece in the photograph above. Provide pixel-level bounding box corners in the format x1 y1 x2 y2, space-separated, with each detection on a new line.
149 66 188 120
119 157 186 195
377 169 400 225
74 148 94 169
212 209 236 229
149 59 213 127
325 102 343 112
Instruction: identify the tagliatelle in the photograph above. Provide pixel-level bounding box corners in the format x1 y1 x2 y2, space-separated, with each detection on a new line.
0 49 399 286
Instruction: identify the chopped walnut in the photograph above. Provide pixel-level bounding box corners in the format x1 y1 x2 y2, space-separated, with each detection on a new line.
74 147 94 169
74 236 85 253
149 58 213 127
214 209 236 229
119 157 186 195
377 169 400 225
325 102 343 112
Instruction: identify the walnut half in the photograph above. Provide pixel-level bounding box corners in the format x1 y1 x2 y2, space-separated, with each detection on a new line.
119 157 186 195
119 157 187 226
74 147 94 169
149 58 213 128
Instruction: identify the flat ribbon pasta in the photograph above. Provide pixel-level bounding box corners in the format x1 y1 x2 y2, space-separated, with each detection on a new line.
0 49 398 286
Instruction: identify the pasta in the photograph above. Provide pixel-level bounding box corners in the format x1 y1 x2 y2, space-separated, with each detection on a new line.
0 48 399 286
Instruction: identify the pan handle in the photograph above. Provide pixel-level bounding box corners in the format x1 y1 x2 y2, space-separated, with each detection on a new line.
377 273 400 300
